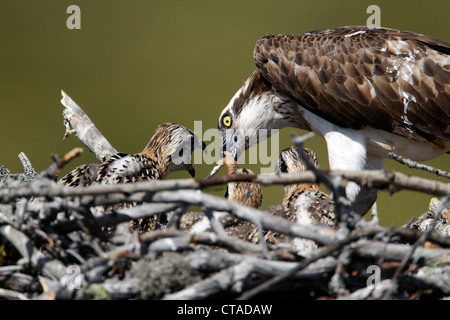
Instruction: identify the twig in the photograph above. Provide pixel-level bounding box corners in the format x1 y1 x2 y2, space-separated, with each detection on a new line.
39 147 84 179
60 90 117 161
165 205 189 229
164 261 255 299
1 169 448 204
53 203 180 234
291 132 354 226
165 249 338 299
236 227 379 299
0 225 67 279
382 196 450 299
389 152 450 179
0 288 30 300
149 189 337 246
18 152 37 182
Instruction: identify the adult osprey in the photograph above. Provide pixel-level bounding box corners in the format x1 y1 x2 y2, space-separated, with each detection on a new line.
218 26 450 215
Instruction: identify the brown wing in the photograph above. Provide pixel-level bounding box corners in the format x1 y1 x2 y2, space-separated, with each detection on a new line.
254 26 450 141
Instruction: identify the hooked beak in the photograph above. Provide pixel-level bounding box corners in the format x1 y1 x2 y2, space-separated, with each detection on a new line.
187 165 196 178
221 129 238 162
187 131 206 178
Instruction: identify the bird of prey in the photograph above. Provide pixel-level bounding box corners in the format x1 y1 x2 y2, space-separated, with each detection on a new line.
218 26 450 215
272 146 336 252
61 123 205 232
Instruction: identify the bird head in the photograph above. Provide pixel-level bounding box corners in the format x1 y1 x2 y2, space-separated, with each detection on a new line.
275 146 319 192
275 146 318 174
142 123 205 178
218 70 293 163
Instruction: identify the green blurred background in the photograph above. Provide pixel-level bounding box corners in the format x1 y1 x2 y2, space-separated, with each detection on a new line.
1 0 448 227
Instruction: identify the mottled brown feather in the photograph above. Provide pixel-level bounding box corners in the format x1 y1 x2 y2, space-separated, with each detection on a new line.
60 123 202 233
254 26 450 142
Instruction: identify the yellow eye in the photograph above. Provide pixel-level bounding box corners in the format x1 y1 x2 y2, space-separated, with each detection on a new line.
222 115 232 127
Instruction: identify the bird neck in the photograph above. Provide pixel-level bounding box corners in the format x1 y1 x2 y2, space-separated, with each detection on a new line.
139 148 169 180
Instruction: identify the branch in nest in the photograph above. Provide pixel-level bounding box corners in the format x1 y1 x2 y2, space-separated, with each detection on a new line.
39 147 84 178
2 167 448 205
60 90 117 161
389 152 450 179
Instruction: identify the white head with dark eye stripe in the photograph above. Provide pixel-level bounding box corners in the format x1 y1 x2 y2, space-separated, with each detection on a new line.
218 70 293 161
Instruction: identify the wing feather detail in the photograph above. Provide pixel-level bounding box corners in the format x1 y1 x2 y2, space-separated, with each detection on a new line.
96 153 157 184
254 26 450 141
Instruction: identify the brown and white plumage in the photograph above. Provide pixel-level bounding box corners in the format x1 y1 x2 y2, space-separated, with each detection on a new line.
261 147 336 252
410 197 450 237
276 147 336 227
222 156 262 240
60 163 100 187
61 123 204 186
223 153 262 209
218 26 450 215
61 123 205 232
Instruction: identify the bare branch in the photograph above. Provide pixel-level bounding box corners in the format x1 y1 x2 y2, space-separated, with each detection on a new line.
389 152 450 179
39 147 84 178
1 168 448 204
0 225 67 279
60 90 117 161
18 152 37 182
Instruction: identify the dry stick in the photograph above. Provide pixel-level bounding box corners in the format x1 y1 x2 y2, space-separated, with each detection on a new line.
238 231 450 300
1 169 449 204
0 288 29 300
165 250 339 299
165 204 189 229
203 208 228 238
39 147 84 179
389 152 450 179
150 189 337 246
53 202 180 234
78 207 109 242
291 132 354 226
60 90 117 161
382 196 450 299
140 230 261 255
237 227 380 299
18 152 37 182
0 225 67 280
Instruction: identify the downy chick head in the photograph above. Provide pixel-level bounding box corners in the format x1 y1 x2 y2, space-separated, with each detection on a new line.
275 146 319 193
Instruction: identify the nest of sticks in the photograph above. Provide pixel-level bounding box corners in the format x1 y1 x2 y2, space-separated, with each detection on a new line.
0 91 449 300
